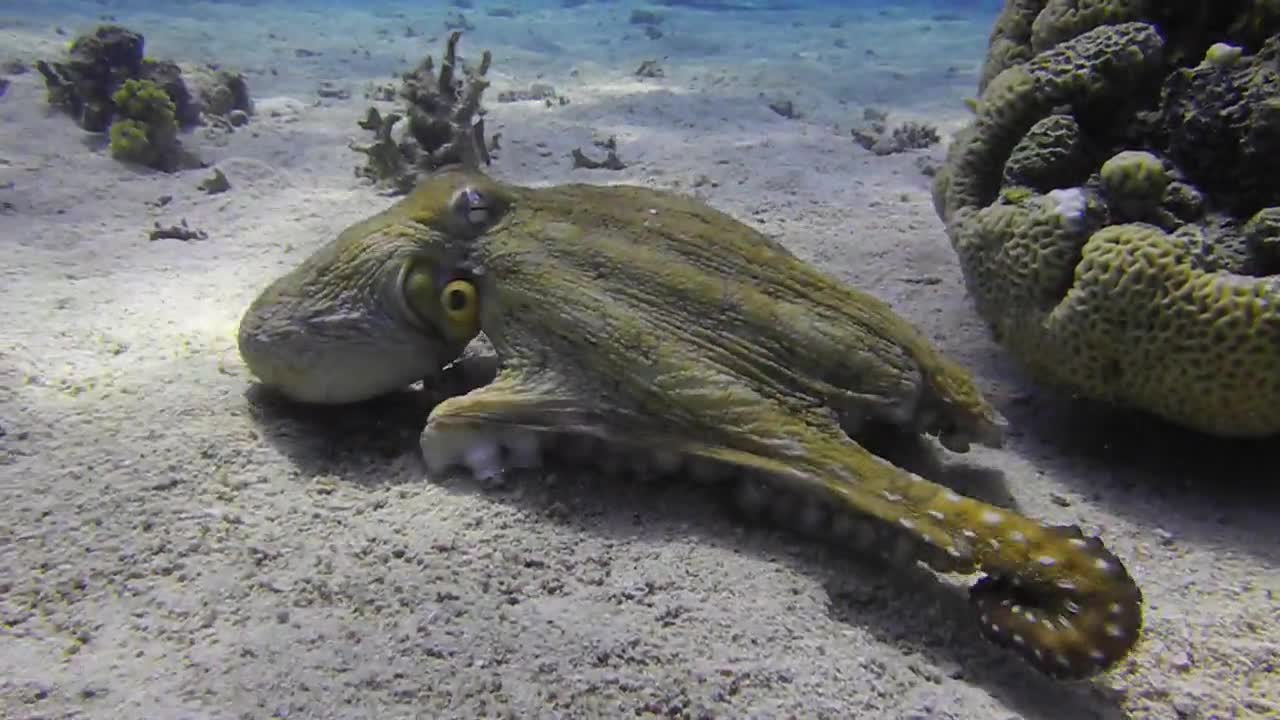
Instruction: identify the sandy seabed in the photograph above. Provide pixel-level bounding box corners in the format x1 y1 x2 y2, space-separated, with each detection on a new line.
1 1 1278 718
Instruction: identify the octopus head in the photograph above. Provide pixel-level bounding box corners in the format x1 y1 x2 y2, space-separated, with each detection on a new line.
236 168 505 404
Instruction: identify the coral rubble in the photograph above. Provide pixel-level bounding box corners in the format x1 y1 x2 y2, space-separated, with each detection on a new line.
34 24 253 171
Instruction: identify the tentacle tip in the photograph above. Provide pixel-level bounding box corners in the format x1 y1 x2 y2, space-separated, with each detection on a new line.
969 573 1144 681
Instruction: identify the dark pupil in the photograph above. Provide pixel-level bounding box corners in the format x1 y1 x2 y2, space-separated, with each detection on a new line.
447 288 469 311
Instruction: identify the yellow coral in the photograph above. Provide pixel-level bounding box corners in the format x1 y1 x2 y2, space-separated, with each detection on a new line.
1029 0 1149 53
1048 225 1280 436
954 197 1280 436
107 78 180 170
938 22 1164 220
1204 42 1244 67
936 12 1280 437
1100 150 1169 206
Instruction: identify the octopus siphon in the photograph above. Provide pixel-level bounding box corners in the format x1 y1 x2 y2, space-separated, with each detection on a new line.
237 166 1144 680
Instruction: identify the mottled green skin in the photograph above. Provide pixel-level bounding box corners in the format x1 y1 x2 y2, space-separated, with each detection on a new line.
468 174 1005 450
239 168 1144 680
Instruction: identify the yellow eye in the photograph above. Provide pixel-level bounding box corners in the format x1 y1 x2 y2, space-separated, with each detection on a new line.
440 279 478 330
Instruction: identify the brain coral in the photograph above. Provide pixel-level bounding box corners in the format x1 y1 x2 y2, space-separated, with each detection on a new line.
933 3 1280 437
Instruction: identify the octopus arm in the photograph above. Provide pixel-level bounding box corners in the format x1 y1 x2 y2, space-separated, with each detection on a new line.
418 367 1142 680
740 409 1143 680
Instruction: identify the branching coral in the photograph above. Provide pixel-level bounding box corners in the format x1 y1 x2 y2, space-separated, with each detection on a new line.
934 5 1280 437
352 31 494 194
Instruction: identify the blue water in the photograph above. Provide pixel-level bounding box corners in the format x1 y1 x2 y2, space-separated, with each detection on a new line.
5 0 1001 111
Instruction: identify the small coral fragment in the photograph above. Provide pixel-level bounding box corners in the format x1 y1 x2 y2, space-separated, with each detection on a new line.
851 107 940 156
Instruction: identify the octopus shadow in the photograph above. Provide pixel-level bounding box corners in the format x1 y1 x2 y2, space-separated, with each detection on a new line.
243 382 436 484
441 461 1126 720
998 385 1280 565
246 383 1124 719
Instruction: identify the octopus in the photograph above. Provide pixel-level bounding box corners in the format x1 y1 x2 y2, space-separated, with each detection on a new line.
236 166 1144 680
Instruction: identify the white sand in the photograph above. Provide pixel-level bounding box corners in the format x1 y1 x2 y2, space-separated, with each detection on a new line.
1 2 1277 718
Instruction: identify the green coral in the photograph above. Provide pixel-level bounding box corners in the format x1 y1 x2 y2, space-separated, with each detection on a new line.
1099 150 1169 217
1205 41 1245 67
934 6 1280 438
1002 114 1093 191
108 78 181 171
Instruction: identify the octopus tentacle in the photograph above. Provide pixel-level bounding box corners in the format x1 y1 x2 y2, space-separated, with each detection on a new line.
968 524 1143 679
793 434 1142 680
419 372 1141 680
695 427 1142 680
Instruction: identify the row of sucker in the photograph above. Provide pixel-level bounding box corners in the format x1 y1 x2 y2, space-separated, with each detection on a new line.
729 476 974 574
419 426 1141 680
421 425 966 571
421 425 687 488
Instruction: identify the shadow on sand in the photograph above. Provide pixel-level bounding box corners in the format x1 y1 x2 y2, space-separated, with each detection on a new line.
246 382 1131 720
990 372 1280 568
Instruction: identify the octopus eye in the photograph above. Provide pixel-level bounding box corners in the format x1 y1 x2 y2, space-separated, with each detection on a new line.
401 262 480 342
451 186 491 227
440 279 479 331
